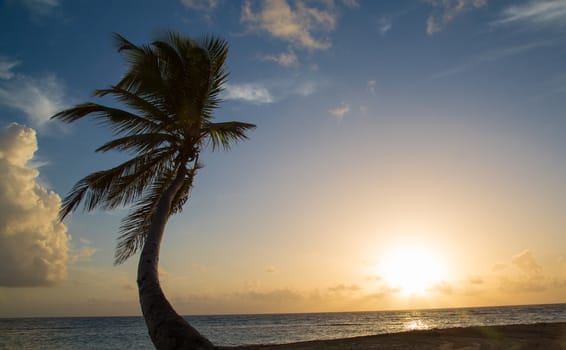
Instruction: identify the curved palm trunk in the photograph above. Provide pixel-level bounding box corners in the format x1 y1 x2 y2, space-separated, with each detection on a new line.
137 167 214 350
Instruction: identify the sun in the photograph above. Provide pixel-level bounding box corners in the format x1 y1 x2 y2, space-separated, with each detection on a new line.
378 246 445 296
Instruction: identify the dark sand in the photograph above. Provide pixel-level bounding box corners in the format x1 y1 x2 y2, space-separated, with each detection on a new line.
218 322 566 350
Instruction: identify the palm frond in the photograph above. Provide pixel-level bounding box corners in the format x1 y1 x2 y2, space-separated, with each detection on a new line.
199 35 229 120
94 87 169 124
51 103 162 136
114 166 193 265
202 121 256 151
102 150 177 210
114 193 158 265
113 35 165 99
171 163 200 215
95 133 177 154
58 148 174 219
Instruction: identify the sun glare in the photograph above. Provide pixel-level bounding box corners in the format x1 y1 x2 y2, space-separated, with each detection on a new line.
378 246 445 296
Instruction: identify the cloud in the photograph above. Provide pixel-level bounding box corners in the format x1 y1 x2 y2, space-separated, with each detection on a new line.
341 0 359 8
491 263 507 272
496 0 566 29
0 123 69 287
495 250 547 294
291 80 317 97
468 275 484 285
180 0 218 11
69 238 96 263
499 276 546 293
430 40 559 79
224 78 319 104
265 265 277 273
20 0 61 16
224 83 274 104
511 250 542 276
241 0 337 50
367 80 377 94
377 16 393 36
328 284 361 294
0 71 68 128
425 0 488 35
260 50 299 67
329 102 350 120
0 57 20 80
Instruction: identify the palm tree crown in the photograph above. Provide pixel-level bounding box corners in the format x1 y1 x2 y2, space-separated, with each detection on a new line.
52 32 256 265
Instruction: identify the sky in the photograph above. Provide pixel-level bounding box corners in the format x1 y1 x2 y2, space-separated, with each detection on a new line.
0 0 565 318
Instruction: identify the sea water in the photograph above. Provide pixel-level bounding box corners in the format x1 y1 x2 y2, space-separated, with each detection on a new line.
1 303 565 349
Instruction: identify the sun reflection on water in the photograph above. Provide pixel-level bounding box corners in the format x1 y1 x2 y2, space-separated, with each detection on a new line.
404 319 430 331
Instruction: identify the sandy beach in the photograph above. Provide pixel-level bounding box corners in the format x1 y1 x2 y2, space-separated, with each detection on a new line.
219 322 566 350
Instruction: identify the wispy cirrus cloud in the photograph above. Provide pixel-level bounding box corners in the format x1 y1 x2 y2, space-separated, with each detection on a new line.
430 39 559 79
377 16 393 36
341 0 359 9
0 57 21 80
425 0 488 35
495 0 566 29
180 0 218 11
20 0 61 16
259 50 299 67
0 55 69 128
0 73 68 128
241 0 338 50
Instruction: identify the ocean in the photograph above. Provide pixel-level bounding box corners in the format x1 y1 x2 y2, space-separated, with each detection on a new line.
1 303 565 349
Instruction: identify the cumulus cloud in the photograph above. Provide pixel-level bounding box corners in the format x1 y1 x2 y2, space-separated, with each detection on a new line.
224 83 274 104
329 102 350 120
241 0 337 50
511 250 542 276
425 0 488 35
0 123 69 287
496 0 566 29
260 50 299 67
0 71 67 128
496 250 547 294
0 57 20 80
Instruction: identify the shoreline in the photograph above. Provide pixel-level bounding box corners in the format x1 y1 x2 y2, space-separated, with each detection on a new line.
218 322 566 349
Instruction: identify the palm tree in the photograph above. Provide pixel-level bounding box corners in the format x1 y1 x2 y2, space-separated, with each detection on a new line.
52 32 256 350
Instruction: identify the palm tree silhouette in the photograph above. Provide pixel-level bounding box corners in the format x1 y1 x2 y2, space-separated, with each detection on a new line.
52 32 256 350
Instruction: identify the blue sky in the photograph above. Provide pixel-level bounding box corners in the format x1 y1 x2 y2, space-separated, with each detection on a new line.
1 0 566 317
